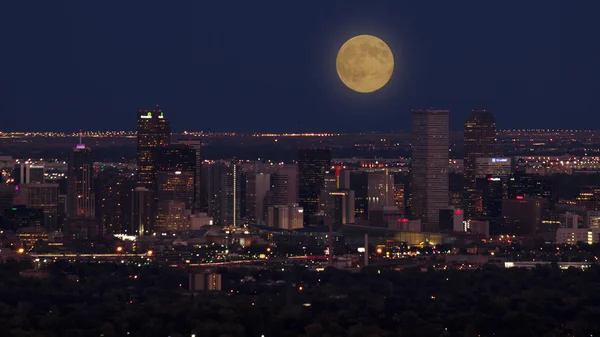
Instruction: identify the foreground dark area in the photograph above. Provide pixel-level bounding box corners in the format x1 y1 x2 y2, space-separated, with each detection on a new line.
1 262 599 337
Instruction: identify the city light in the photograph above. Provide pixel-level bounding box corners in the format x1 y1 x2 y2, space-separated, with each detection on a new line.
116 246 123 253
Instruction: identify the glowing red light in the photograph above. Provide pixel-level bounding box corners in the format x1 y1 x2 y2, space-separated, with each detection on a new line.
516 196 524 200
455 209 462 215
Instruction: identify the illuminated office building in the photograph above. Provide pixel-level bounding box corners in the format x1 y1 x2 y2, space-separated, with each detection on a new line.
66 133 99 239
463 110 496 218
298 148 331 225
245 172 270 225
14 162 45 185
131 187 153 235
136 109 171 191
175 140 203 211
411 109 449 232
206 161 242 226
13 183 59 230
67 133 95 219
476 157 511 178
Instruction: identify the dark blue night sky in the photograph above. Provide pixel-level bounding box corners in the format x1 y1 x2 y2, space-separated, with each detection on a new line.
1 1 598 132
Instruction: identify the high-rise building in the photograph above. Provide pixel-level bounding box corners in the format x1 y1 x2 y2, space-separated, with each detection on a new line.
329 189 355 226
175 140 202 211
153 144 196 232
463 110 496 218
136 109 171 191
266 204 304 230
298 149 331 225
67 134 95 218
411 109 449 232
206 161 241 226
367 170 394 212
66 133 99 239
271 166 298 206
13 183 59 230
14 162 45 185
350 171 369 221
95 168 132 234
245 172 270 225
131 187 153 235
476 157 511 178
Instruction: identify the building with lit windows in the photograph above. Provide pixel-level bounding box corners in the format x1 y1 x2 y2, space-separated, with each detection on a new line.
65 134 99 239
463 111 496 218
14 183 59 230
14 162 45 185
298 149 331 225
245 172 270 225
266 203 304 230
136 109 171 192
206 161 242 226
131 187 153 235
476 157 511 178
411 109 449 232
367 170 394 212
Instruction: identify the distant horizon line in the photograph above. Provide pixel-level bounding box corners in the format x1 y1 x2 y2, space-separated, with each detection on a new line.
0 128 597 135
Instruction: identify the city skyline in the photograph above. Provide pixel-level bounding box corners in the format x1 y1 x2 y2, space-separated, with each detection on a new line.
2 1 599 132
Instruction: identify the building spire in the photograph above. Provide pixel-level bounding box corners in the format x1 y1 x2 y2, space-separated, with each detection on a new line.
76 129 85 149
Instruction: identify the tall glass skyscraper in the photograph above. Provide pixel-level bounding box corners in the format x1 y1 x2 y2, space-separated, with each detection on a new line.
463 110 496 218
411 109 449 232
136 109 171 191
298 148 331 225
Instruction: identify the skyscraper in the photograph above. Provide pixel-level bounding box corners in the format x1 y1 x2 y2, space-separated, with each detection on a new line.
411 109 449 232
67 133 95 218
66 132 99 239
175 140 202 211
136 109 171 191
298 148 331 225
463 110 496 218
155 144 196 232
245 172 270 225
206 161 241 226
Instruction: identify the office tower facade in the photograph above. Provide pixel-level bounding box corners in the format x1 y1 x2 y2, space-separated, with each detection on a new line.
67 137 95 218
131 187 153 235
298 149 331 225
66 134 99 239
367 170 395 212
476 157 511 178
329 189 355 226
271 166 298 206
13 183 59 230
267 204 304 230
14 162 45 185
207 161 241 226
136 109 171 191
350 171 369 221
175 140 202 211
245 172 270 225
153 144 196 232
463 110 496 218
95 168 131 234
411 109 449 232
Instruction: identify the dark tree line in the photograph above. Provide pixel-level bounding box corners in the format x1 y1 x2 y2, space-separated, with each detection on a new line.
1 260 599 336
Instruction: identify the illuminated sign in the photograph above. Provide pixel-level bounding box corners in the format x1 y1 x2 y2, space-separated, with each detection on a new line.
158 112 164 119
492 158 508 163
516 196 524 200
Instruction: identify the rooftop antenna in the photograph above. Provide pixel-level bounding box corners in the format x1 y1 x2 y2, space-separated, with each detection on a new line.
76 129 85 149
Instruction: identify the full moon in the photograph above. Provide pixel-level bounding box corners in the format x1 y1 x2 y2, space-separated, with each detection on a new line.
336 35 394 93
